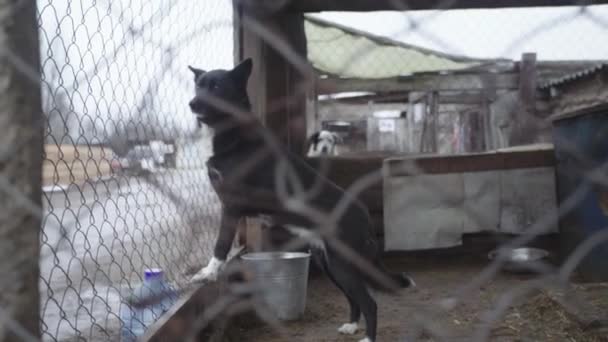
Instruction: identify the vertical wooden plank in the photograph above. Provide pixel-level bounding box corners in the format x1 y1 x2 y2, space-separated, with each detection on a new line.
481 91 492 151
422 91 439 153
232 0 242 65
468 110 485 152
239 11 266 123
305 77 318 145
244 218 263 252
397 117 408 153
457 110 465 153
235 9 309 249
407 92 418 152
0 0 42 340
519 53 537 114
259 13 308 154
418 95 427 153
246 12 308 154
232 1 248 248
237 10 267 249
233 1 244 247
481 74 497 151
511 52 538 145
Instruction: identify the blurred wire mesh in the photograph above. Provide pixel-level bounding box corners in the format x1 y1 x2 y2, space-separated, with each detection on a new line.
3 0 605 341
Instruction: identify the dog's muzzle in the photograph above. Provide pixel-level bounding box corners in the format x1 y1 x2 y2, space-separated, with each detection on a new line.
189 99 208 127
189 98 203 113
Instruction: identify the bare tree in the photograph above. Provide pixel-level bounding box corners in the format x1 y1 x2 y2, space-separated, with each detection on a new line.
41 66 70 144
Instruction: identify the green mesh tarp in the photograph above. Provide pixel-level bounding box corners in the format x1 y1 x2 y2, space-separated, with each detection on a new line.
305 15 485 79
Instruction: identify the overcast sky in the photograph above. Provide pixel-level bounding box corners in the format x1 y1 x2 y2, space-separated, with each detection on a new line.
315 6 608 61
37 1 607 139
38 0 234 139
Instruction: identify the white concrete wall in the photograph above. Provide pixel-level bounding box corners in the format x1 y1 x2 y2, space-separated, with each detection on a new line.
384 164 558 251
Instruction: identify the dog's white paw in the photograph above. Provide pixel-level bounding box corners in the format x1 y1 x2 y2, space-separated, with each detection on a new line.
337 322 358 335
190 257 224 283
358 337 372 342
406 275 416 288
190 267 218 282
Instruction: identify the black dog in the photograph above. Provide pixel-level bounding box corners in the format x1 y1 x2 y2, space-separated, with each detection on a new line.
188 58 414 342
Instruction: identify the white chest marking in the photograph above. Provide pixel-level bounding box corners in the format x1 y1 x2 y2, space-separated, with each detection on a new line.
258 215 325 250
285 225 325 250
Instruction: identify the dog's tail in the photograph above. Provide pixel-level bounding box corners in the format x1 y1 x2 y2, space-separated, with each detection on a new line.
365 261 416 293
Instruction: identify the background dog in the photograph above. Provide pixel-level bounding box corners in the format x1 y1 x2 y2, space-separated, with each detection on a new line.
187 58 414 342
307 130 341 157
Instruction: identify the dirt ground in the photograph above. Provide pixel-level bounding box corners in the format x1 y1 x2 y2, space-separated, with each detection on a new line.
228 245 608 342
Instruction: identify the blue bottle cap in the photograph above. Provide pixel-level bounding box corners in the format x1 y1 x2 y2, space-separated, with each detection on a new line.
144 268 164 280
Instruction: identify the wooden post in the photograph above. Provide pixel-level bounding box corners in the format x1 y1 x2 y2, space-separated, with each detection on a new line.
456 110 465 153
233 1 249 249
244 218 263 252
481 90 492 151
305 78 318 143
236 4 309 154
519 53 537 115
511 52 538 145
0 0 42 340
481 73 497 151
422 91 439 153
407 92 426 153
467 110 484 152
268 13 308 154
233 3 310 249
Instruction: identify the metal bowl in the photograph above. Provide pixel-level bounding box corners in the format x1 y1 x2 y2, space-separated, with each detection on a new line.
488 247 550 273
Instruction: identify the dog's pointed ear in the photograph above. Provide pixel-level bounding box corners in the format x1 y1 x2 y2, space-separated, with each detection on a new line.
188 66 205 80
230 58 253 87
307 132 320 147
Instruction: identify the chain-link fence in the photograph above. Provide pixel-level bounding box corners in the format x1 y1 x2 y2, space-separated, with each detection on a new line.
37 1 233 340
1 1 608 342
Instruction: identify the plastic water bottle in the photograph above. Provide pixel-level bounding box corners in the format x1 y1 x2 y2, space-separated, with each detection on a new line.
120 268 178 342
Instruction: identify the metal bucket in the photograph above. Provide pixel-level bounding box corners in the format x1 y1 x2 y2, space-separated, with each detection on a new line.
241 252 310 321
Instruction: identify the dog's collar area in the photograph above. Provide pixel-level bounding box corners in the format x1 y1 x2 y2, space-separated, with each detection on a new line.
212 138 241 156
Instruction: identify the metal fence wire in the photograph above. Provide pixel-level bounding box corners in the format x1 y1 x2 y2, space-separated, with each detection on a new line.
0 0 605 341
37 1 232 340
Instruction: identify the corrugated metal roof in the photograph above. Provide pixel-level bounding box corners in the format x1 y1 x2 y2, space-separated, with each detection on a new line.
305 15 502 79
539 62 608 89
